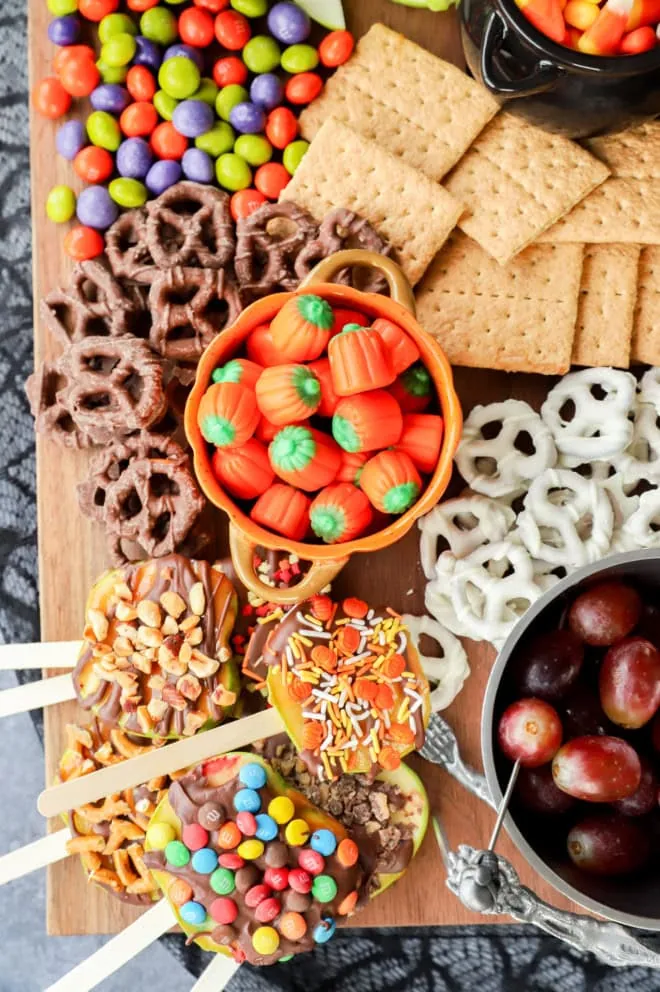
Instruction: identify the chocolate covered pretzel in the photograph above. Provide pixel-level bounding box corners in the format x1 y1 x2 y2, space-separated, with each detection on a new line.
235 201 317 296
105 208 159 285
145 181 235 271
148 267 242 362
295 208 392 293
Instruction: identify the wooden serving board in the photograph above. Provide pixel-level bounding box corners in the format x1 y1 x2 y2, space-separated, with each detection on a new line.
28 0 585 938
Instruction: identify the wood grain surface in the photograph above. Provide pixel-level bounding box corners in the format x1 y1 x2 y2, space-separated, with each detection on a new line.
28 0 584 938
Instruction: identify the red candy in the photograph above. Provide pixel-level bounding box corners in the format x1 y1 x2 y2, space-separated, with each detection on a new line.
263 866 289 891
121 102 159 138
214 10 251 49
319 31 355 66
213 56 249 88
64 226 105 261
126 66 157 103
32 77 71 119
195 0 231 8
245 884 271 908
59 53 100 97
231 188 267 221
266 107 298 149
285 72 323 105
74 147 114 183
620 24 657 49
298 848 325 875
53 45 96 74
236 811 257 836
179 7 216 47
127 0 160 8
219 853 245 869
182 823 209 851
288 868 312 894
255 897 281 923
78 0 119 20
210 897 239 924
255 162 290 200
151 121 188 160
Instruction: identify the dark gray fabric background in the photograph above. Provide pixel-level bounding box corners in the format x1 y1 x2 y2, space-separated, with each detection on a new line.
3 4 660 987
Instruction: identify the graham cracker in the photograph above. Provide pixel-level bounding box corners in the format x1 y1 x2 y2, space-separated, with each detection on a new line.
280 119 463 287
631 246 660 364
414 232 583 374
443 113 610 265
572 244 640 369
541 123 660 244
298 23 499 182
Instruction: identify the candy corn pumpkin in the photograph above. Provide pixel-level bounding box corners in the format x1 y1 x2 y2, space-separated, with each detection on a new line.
211 438 274 501
361 450 422 515
336 449 368 486
372 318 419 377
270 294 335 362
332 390 403 454
255 364 321 425
269 425 341 491
212 358 263 390
309 483 373 544
308 357 339 417
256 415 309 445
389 362 433 413
250 483 310 541
197 382 259 448
331 308 369 336
396 413 444 474
329 324 395 396
246 323 280 367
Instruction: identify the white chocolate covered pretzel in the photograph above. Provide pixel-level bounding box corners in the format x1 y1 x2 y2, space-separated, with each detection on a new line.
541 368 635 464
616 402 660 489
455 400 556 498
639 367 660 408
622 489 660 549
402 613 469 712
424 554 468 637
418 495 515 579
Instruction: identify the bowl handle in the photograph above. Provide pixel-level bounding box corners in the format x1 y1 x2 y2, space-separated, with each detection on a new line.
481 10 563 98
299 249 417 315
229 523 349 606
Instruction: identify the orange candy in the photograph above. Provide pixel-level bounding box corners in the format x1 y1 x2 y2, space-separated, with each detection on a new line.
307 358 339 418
250 483 310 541
169 879 194 906
32 77 71 119
214 9 251 49
375 683 395 711
279 912 307 941
336 450 368 487
151 121 188 160
337 838 359 867
371 318 419 378
74 146 114 183
217 821 242 849
59 53 100 97
337 624 360 654
121 102 159 138
179 6 215 46
127 0 160 9
285 72 324 105
354 678 377 702
337 890 359 916
378 746 401 771
246 323 280 367
301 721 325 750
266 107 298 149
255 162 290 200
396 413 444 475
564 0 599 28
310 594 333 622
311 645 337 672
211 437 274 501
64 226 105 261
620 24 657 49
383 655 406 679
126 66 157 103
319 30 355 67
289 680 313 701
53 44 96 75
231 188 267 221
343 597 368 619
389 722 416 745
213 56 248 88
78 0 119 20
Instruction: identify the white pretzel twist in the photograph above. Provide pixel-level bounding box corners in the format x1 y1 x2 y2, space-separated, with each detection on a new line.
424 554 469 637
402 614 470 711
639 367 660 408
622 490 660 549
616 403 660 489
418 496 515 578
455 400 556 498
449 541 544 646
517 468 614 566
541 368 635 464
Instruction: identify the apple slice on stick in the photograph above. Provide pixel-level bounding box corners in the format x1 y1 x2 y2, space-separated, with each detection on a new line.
38 707 284 818
0 640 81 670
0 828 71 886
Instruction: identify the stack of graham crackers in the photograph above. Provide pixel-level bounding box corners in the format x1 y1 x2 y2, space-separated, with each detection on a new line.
281 23 660 375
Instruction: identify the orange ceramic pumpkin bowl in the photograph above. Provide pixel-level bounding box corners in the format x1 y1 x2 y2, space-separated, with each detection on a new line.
185 250 462 603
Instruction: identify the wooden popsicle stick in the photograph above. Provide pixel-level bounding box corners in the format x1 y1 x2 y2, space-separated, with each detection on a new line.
44 897 175 992
39 707 284 819
0 672 76 719
190 954 241 991
0 827 72 886
0 639 81 671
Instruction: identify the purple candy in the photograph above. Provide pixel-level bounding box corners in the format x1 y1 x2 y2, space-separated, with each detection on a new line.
116 138 153 179
182 148 214 184
90 84 131 114
76 185 119 231
229 102 266 135
56 119 86 161
267 2 311 44
146 160 183 196
250 73 284 111
172 100 214 139
164 44 204 73
47 15 80 46
134 35 162 71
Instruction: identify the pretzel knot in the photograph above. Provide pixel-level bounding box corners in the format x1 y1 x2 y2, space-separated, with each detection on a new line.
145 181 234 270
455 400 556 498
235 200 317 296
402 613 469 711
622 490 660 549
517 468 614 567
26 336 167 447
616 399 660 490
419 495 516 578
148 267 242 362
103 456 205 564
294 207 392 293
105 208 158 285
541 368 636 464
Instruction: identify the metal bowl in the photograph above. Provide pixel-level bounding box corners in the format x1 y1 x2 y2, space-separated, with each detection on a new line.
481 549 660 930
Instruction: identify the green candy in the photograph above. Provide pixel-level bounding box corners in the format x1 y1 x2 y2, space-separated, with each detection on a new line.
194 77 220 107
270 425 316 473
86 111 121 152
196 122 235 157
400 362 432 399
201 412 238 447
47 0 78 14
46 185 76 224
310 505 346 544
283 139 309 176
312 874 338 903
140 7 179 45
109 178 148 208
216 153 252 192
281 44 319 74
96 59 128 84
231 0 268 15
332 416 360 454
153 90 179 122
101 33 137 68
215 84 249 122
235 134 273 167
297 294 334 330
242 36 281 74
212 359 245 384
291 365 321 407
383 481 420 515
98 13 138 43
165 840 190 867
159 56 201 100
210 868 236 896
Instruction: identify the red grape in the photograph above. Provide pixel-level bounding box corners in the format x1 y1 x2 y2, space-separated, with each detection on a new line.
613 757 657 816
599 637 660 729
568 581 642 646
512 630 583 702
562 685 612 738
552 735 641 801
567 814 650 875
497 698 562 767
515 765 575 815
652 712 660 753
